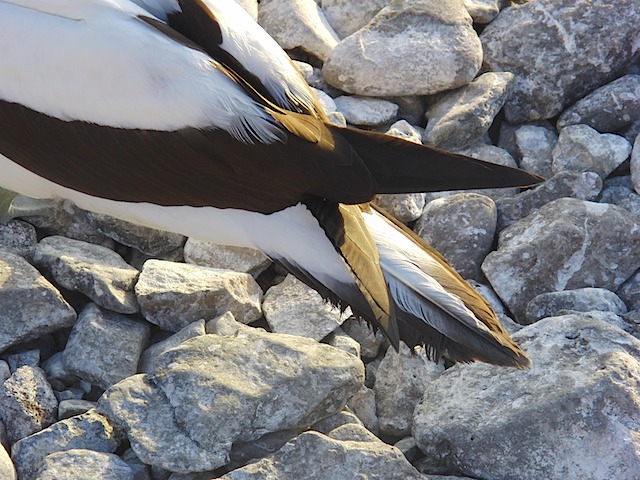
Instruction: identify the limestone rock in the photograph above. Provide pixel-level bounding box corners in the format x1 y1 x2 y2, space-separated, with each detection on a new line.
463 0 499 23
0 220 36 259
184 239 270 278
524 288 628 324
34 449 133 480
333 96 399 126
138 320 206 374
514 124 557 179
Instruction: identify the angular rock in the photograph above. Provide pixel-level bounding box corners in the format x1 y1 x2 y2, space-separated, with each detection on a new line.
374 193 425 223
325 328 361 357
228 430 298 471
385 119 424 144
138 320 206 374
183 239 270 278
5 349 39 372
62 303 150 390
463 0 499 23
42 352 78 391
483 198 640 320
263 275 345 341
617 270 640 312
0 366 57 444
311 410 363 435
320 0 386 38
347 385 379 435
424 72 513 150
495 171 602 230
11 409 122 480
34 449 133 480
0 444 15 480
323 0 482 97
258 0 339 61
98 326 364 473
0 220 36 259
58 399 97 420
121 448 153 480
481 0 640 123
415 193 497 280
341 318 385 359
34 235 140 314
600 180 640 219
135 259 262 330
0 250 76 352
551 125 631 179
413 315 640 479
333 96 398 126
631 134 640 195
557 75 640 132
524 288 628 324
514 124 557 179
219 429 424 480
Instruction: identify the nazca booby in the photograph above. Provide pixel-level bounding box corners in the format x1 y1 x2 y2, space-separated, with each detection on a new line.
0 0 542 367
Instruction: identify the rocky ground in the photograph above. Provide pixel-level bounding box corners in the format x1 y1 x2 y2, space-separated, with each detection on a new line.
1 0 640 478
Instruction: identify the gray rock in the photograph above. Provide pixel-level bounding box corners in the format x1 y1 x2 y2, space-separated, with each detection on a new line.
98 326 364 473
481 0 640 123
415 193 497 280
138 320 205 374
328 422 379 442
227 430 298 471
373 193 426 223
524 288 628 324
42 352 78 391
483 199 640 320
11 409 122 480
463 0 499 23
386 119 424 144
0 361 9 384
0 366 57 444
320 0 386 38
631 134 640 195
618 270 640 312
5 349 39 372
323 0 482 97
34 235 140 314
413 315 640 479
341 318 385 359
183 239 270 278
0 444 15 480
220 429 423 480
600 177 640 218
0 220 36 259
58 399 97 420
263 275 345 341
121 448 153 480
311 410 363 435
34 449 133 480
333 96 398 126
514 124 558 179
135 259 262 330
552 125 631 179
347 385 379 435
557 75 640 132
495 171 603 230
311 87 337 113
62 303 151 390
0 249 76 352
325 328 361 357
374 344 443 438
424 72 514 150
258 0 339 61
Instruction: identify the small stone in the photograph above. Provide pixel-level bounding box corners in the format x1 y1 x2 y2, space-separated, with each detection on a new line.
34 449 133 480
58 399 97 420
463 0 499 23
524 288 628 324
341 318 385 359
325 328 361 357
41 352 78 392
183 239 270 278
347 385 379 435
514 125 558 179
5 349 40 372
0 220 37 259
385 120 424 144
138 320 206 374
333 96 399 127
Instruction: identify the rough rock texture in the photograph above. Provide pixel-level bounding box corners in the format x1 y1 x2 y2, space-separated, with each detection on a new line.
0 219 36 259
481 0 640 123
340 318 385 359
413 315 640 479
323 0 482 96
463 0 499 23
631 134 640 196
34 449 133 480
0 444 15 480
333 96 399 126
483 199 640 320
138 320 206 374
183 239 270 278
514 124 557 179
618 270 640 312
320 0 386 38
135 259 262 330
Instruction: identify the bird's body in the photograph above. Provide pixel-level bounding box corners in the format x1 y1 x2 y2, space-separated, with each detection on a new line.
0 0 541 366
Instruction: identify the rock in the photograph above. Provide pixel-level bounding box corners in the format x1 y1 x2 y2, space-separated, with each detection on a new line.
551 125 631 179
234 0 258 20
325 328 361 357
385 120 424 144
631 134 640 195
58 399 97 420
600 177 640 218
227 430 298 471
323 0 482 97
374 193 425 223
333 96 398 126
514 125 557 179
311 87 337 114
258 0 339 61
34 235 140 314
341 318 385 359
0 250 76 352
0 444 15 480
617 270 640 312
413 315 640 479
183 239 270 278
0 219 36 259
415 193 497 280
121 448 153 480
98 326 364 473
311 410 363 435
463 0 499 23
524 288 628 324
423 72 514 150
138 320 206 374
557 75 640 132
263 275 345 341
34 449 133 480
483 199 640 320
320 0 386 38
374 344 444 438
0 361 9 384
481 0 640 123
347 385 379 435
62 303 150 390
5 349 39 372
219 429 424 480
0 366 57 444
495 171 603 230
11 409 122 480
135 259 262 330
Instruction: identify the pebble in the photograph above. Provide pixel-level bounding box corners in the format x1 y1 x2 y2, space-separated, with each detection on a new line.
333 96 399 127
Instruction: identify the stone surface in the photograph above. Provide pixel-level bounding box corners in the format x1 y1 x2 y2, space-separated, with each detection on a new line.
234 0 258 19
557 75 640 132
618 270 640 312
323 0 482 97
481 0 640 123
183 239 270 278
42 352 77 392
0 366 57 444
413 315 640 479
415 193 497 280
340 318 385 359
11 409 122 480
135 259 262 330
333 96 398 126
514 124 557 179
483 199 640 320
374 193 425 223
98 325 364 473
139 320 206 374
58 399 97 420
424 72 513 150
0 219 36 259
34 449 133 480
524 288 628 324
325 328 361 357
62 303 150 390
551 125 631 179
320 0 386 38
632 134 640 196
0 443 15 480
0 250 76 352
463 0 499 23
263 275 345 341
385 120 424 144
258 0 339 61
347 385 379 435
34 235 140 314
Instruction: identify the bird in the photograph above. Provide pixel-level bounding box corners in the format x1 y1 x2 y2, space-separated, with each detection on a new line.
0 0 542 367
